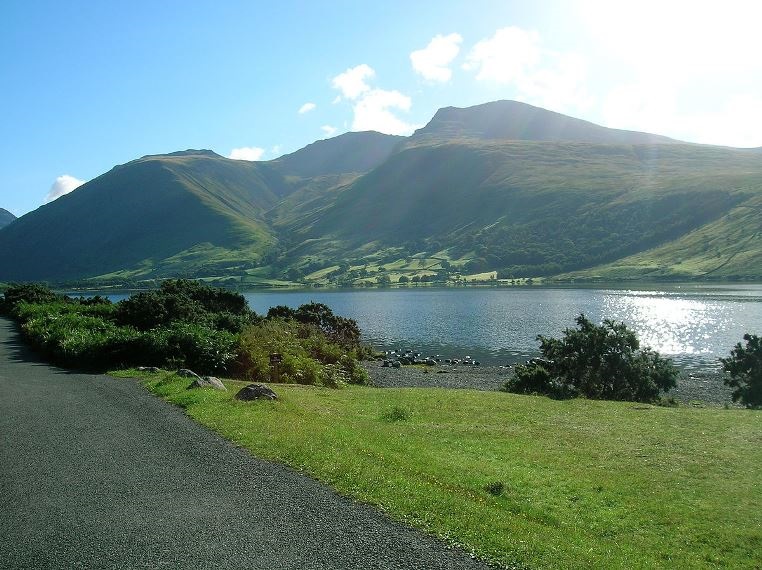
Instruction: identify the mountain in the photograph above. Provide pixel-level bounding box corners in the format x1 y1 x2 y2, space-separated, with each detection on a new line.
0 208 15 230
2 100 762 284
287 139 761 280
0 150 284 281
410 100 678 145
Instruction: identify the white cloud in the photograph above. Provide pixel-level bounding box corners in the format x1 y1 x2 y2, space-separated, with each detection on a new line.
351 89 417 135
331 64 417 136
516 52 592 113
45 174 85 203
298 102 316 114
579 0 762 80
410 33 462 82
321 125 337 137
228 147 265 161
463 26 590 113
463 27 541 83
331 64 375 100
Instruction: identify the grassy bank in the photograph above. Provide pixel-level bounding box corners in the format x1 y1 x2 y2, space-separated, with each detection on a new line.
117 369 762 569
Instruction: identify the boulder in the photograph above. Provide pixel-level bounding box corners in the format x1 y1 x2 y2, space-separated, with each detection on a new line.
235 383 278 401
137 366 160 373
177 368 201 379
187 376 227 391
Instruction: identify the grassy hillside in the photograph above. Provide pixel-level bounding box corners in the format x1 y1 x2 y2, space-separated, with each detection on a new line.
284 140 762 280
0 151 280 281
563 194 762 280
0 208 15 230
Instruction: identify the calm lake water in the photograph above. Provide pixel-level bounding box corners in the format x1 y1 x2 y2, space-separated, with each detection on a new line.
93 284 762 372
237 284 762 371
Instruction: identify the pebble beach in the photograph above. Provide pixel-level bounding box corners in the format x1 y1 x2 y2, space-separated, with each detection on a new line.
365 362 737 406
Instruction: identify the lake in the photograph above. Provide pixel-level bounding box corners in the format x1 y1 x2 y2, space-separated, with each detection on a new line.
91 284 762 372
237 284 762 372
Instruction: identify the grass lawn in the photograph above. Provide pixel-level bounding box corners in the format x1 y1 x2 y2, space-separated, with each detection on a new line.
115 370 762 569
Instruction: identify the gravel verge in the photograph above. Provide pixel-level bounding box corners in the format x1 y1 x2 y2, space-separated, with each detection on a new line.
365 362 736 406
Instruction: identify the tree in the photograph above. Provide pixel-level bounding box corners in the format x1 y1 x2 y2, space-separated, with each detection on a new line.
720 334 762 408
506 314 679 403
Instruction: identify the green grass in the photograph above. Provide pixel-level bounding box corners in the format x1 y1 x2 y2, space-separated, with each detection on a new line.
115 369 762 569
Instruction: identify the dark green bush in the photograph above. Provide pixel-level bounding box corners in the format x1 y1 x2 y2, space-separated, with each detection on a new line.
138 322 237 374
115 279 253 331
721 334 762 409
2 283 58 315
506 314 678 403
267 302 362 347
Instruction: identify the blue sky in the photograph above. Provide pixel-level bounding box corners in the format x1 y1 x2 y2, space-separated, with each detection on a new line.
2 0 761 217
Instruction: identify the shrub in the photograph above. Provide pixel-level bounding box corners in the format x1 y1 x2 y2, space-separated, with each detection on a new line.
21 310 141 369
236 318 368 386
506 314 678 403
267 302 362 347
720 334 762 409
2 283 58 315
115 279 253 331
138 323 237 375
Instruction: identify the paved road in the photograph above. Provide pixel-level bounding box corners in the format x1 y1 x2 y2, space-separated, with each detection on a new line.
0 318 495 569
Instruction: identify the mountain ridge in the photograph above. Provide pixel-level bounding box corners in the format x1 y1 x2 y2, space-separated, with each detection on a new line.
2 100 762 284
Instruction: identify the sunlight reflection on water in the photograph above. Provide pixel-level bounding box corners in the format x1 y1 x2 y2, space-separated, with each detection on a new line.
237 285 762 371
600 293 729 365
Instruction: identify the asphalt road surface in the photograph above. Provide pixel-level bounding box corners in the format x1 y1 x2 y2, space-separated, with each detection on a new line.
0 318 496 570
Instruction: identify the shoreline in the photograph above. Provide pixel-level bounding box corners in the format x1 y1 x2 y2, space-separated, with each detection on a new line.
364 362 737 406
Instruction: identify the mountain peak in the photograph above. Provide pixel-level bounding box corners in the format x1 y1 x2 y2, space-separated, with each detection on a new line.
413 100 678 145
0 208 16 230
165 149 222 158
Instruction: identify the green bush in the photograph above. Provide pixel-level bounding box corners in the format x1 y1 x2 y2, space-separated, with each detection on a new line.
138 323 237 375
7 281 369 387
721 334 762 408
267 302 361 347
21 310 141 369
506 314 679 403
115 279 253 332
2 283 58 315
237 319 368 387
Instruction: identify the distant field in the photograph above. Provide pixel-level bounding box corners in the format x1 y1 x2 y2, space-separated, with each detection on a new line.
117 369 762 569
